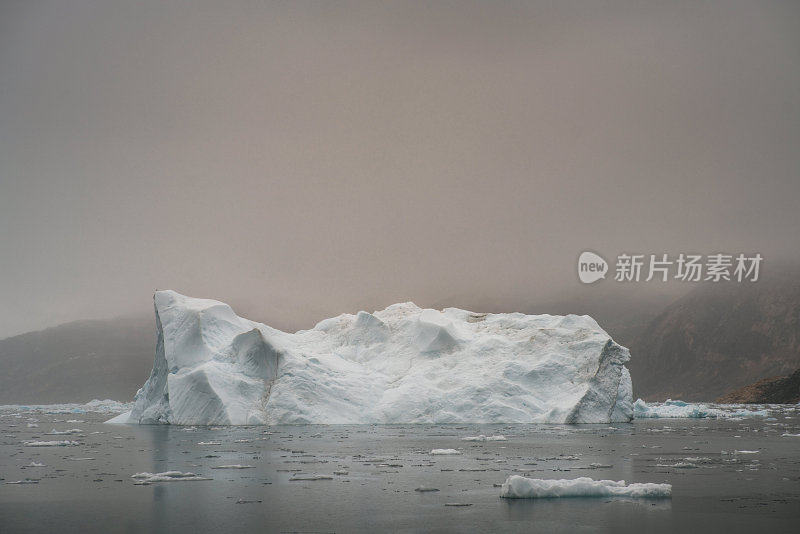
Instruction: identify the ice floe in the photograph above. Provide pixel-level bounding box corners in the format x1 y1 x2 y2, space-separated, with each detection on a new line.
430 449 462 455
131 471 211 484
634 399 770 419
23 440 80 447
499 475 672 498
461 435 507 442
1 400 132 415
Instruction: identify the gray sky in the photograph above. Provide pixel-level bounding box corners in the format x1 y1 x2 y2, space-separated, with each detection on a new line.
1 0 799 337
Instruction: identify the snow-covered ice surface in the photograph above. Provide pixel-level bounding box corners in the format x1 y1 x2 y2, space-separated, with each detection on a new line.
114 290 633 425
2 404 800 532
500 475 671 498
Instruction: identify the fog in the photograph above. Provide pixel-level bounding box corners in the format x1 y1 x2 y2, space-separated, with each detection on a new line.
1 0 798 337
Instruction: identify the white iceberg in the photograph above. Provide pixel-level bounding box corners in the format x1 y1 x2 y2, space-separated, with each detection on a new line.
499 475 672 499
111 290 634 425
633 399 770 419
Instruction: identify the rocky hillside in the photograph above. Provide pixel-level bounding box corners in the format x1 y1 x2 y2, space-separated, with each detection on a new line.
717 369 800 404
0 315 154 404
628 270 800 401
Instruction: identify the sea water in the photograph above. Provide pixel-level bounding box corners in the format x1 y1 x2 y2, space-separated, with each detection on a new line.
1 404 799 533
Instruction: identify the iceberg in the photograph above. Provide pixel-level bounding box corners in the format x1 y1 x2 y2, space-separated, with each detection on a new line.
633 399 770 419
499 475 672 499
111 290 633 425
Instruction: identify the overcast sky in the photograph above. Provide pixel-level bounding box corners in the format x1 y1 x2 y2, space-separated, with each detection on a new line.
1 0 798 337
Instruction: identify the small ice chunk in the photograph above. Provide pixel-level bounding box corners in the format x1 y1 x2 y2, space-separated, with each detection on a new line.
430 449 462 455
656 462 697 469
461 435 507 442
46 429 82 435
499 475 672 499
587 463 612 469
131 471 211 484
6 479 39 484
24 440 80 447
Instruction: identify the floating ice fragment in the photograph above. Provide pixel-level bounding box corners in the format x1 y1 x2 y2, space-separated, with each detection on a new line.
1 400 132 414
24 440 80 447
633 399 769 419
656 462 698 469
499 475 672 499
131 471 211 484
430 449 462 455
461 435 507 442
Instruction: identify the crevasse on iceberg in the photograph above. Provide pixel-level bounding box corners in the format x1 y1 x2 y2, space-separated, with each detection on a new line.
110 290 634 425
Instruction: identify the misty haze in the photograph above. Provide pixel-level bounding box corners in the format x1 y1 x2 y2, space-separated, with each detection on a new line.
1 1 799 533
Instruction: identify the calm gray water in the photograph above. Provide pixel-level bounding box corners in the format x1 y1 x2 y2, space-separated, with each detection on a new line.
1 405 799 533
